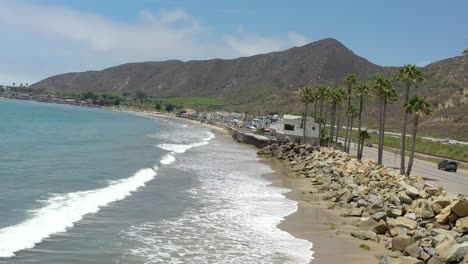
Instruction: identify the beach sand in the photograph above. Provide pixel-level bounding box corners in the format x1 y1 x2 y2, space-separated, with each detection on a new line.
118 108 387 263
265 159 388 264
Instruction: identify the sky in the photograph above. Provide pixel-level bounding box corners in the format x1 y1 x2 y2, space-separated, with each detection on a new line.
0 0 467 85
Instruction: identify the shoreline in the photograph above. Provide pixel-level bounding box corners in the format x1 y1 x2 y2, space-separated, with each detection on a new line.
262 158 387 264
120 107 384 263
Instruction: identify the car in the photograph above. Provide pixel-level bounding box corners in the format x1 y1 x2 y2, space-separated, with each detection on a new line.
365 142 373 147
438 160 458 172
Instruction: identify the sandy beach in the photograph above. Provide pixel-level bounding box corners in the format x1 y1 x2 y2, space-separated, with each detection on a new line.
119 108 387 263
265 159 388 264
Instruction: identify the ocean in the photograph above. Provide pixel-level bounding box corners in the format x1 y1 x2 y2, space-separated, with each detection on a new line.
0 98 312 263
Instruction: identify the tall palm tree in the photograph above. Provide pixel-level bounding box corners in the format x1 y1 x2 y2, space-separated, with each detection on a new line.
297 85 315 144
316 84 330 146
394 64 424 174
358 130 370 160
354 83 370 155
405 96 432 176
335 102 342 144
327 87 345 146
343 74 357 152
373 76 398 165
345 105 358 153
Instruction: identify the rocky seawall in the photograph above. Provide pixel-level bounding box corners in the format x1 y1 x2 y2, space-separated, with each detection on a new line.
258 143 468 264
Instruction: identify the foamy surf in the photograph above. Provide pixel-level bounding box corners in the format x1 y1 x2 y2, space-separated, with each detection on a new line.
157 132 215 154
0 168 157 258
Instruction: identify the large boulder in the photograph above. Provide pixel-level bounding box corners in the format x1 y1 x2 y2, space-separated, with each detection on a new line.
392 235 414 252
387 217 418 230
439 241 468 262
436 205 452 223
435 237 457 255
351 230 379 242
456 217 468 233
358 218 388 234
452 199 468 217
388 256 423 264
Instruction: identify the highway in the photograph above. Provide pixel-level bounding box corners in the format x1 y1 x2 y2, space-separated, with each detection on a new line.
348 143 468 194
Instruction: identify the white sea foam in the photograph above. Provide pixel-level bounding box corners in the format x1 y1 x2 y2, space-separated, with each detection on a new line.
160 154 176 165
0 168 157 258
123 142 313 263
157 132 215 154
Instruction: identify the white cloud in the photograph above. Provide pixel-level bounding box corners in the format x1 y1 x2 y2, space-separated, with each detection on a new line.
223 29 311 57
416 60 432 67
0 1 311 84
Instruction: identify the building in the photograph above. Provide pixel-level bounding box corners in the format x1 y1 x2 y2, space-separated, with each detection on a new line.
270 114 319 145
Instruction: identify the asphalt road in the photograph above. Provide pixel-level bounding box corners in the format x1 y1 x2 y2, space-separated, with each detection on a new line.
348 143 468 195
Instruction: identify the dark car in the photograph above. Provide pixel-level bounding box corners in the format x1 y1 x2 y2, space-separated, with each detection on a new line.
438 160 458 172
365 142 373 147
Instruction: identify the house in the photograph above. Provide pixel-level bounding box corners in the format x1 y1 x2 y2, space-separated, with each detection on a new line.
270 114 319 145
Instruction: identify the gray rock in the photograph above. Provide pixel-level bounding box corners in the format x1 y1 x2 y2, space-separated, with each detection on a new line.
351 230 379 242
392 235 414 252
374 212 387 221
404 185 420 198
388 256 422 264
439 241 468 262
398 191 413 204
387 208 403 218
423 247 436 256
405 242 422 259
343 208 364 217
435 237 456 255
404 213 417 220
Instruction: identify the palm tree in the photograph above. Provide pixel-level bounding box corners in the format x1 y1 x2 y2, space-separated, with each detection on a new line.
327 87 345 146
343 74 357 152
405 96 432 176
316 84 330 146
394 64 424 174
345 105 358 153
297 85 315 144
373 76 398 164
12 82 15 87
335 102 342 144
358 130 370 160
354 83 370 155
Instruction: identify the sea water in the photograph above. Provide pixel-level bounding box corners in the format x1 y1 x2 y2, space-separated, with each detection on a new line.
0 98 312 263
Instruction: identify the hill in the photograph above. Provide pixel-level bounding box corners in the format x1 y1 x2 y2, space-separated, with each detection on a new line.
31 38 467 140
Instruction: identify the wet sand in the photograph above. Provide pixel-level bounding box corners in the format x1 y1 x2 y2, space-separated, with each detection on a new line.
264 159 388 264
118 109 387 263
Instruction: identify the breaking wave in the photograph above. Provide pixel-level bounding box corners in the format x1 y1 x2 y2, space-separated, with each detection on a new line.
0 168 157 258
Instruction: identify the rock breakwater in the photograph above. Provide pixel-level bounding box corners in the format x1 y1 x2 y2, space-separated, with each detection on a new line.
258 143 468 264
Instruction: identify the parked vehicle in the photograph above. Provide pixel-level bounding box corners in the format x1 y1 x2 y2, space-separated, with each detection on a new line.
365 142 373 147
438 160 458 172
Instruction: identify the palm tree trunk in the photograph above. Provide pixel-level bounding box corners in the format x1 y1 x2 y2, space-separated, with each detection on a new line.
347 116 354 153
314 101 318 120
335 104 341 144
358 135 364 160
400 81 410 175
377 98 384 164
344 116 350 152
406 115 418 176
357 95 364 157
303 102 308 144
344 86 352 152
329 103 336 146
378 98 387 165
318 98 323 147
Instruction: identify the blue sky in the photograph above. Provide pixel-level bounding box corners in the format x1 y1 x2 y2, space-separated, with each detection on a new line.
0 0 467 85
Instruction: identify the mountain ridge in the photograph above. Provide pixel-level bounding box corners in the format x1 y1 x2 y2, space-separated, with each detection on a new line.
30 38 467 140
